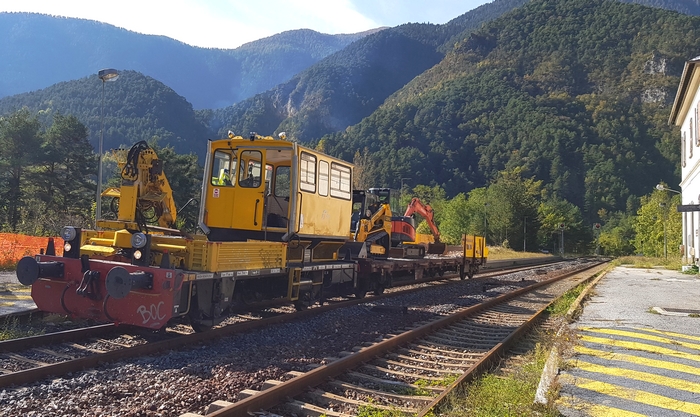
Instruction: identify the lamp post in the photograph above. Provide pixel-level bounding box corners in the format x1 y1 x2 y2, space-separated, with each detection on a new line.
96 69 120 227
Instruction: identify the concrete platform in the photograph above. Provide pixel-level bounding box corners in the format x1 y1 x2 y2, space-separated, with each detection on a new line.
557 267 700 417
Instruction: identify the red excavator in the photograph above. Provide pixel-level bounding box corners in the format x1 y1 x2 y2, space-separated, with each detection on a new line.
391 197 446 255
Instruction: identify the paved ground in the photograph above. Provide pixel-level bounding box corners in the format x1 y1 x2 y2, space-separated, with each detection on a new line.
0 270 36 315
557 267 700 417
0 271 16 284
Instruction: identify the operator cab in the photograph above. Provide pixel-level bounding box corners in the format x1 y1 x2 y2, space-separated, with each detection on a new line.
201 133 353 245
367 188 391 214
350 188 394 233
204 140 291 241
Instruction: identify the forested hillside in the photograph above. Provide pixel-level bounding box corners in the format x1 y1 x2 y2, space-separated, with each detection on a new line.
321 0 696 222
0 0 530 159
0 12 374 108
0 71 211 157
208 0 530 142
206 0 699 143
622 0 700 14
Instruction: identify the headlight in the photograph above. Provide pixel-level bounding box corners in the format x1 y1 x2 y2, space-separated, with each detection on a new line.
64 243 72 252
131 232 148 249
133 250 142 260
61 226 77 241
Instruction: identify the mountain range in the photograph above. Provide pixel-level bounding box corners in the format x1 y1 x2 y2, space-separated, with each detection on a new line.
0 12 378 109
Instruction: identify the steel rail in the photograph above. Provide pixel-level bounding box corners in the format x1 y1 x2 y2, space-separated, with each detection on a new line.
205 260 606 417
417 261 608 415
0 323 116 354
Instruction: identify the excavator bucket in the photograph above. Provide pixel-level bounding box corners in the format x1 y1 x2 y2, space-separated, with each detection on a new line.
427 242 446 255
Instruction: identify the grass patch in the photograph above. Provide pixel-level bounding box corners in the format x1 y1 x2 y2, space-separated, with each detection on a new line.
612 256 683 271
682 265 699 275
487 247 552 260
356 403 409 417
546 282 587 317
416 374 460 388
394 383 433 397
0 317 45 341
439 342 559 417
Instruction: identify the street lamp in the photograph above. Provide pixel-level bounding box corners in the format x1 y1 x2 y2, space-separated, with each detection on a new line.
96 68 120 227
656 184 681 194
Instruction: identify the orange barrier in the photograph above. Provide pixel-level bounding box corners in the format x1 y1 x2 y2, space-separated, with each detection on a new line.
0 233 62 266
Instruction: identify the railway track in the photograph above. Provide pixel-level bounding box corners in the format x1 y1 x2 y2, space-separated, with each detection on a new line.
0 258 574 391
183 259 607 417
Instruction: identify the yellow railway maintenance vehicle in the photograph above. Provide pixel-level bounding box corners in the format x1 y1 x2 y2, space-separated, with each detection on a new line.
16 132 486 331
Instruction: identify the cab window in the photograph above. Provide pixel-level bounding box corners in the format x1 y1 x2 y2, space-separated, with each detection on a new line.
319 161 329 197
211 150 236 186
238 150 262 188
330 163 351 200
300 152 316 193
274 166 291 198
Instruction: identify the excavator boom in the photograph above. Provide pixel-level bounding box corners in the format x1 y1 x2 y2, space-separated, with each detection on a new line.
404 198 441 242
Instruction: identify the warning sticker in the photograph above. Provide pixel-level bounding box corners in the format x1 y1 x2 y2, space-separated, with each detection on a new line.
213 188 220 198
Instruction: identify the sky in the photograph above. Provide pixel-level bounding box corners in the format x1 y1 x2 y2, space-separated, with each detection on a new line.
0 0 493 49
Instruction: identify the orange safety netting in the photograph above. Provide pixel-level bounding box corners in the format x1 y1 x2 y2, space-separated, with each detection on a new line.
0 233 63 265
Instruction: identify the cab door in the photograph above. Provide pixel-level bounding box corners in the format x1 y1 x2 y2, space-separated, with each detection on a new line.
205 149 237 229
232 149 265 231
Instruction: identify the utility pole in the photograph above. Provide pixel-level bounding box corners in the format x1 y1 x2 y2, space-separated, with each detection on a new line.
483 203 489 242
559 223 565 255
400 177 411 205
523 216 527 252
561 228 564 255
